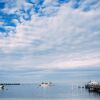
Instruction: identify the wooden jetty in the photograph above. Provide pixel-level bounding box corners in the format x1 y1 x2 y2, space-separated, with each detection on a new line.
0 83 20 85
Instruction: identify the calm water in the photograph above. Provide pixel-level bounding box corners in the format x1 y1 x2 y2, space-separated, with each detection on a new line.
0 70 100 100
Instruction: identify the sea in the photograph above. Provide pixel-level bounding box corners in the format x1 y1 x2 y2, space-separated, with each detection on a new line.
0 70 100 100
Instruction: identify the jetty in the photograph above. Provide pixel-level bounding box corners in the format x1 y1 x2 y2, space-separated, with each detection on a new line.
0 83 20 85
85 81 100 93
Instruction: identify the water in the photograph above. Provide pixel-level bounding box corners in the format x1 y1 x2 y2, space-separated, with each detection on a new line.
0 70 100 100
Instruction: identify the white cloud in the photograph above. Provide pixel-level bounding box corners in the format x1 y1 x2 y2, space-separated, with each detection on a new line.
44 58 100 69
0 1 100 70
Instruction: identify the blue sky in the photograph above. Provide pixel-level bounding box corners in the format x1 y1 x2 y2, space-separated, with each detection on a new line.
0 0 100 81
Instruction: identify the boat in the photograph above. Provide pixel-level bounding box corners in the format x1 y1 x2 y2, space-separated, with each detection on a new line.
0 85 4 90
85 80 99 88
39 82 53 88
85 80 100 92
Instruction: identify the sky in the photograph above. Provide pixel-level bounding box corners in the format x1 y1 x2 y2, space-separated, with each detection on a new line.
0 0 100 82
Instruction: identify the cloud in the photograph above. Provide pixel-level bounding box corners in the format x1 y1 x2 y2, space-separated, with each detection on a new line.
0 0 100 71
43 55 100 69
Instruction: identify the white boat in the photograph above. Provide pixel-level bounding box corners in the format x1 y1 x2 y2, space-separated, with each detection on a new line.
39 82 53 88
0 85 4 89
85 80 99 89
88 80 99 85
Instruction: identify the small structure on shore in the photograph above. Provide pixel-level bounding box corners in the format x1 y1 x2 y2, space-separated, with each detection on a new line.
85 80 100 92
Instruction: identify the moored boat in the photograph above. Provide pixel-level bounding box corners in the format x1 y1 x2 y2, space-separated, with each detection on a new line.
85 80 100 92
39 82 53 88
0 85 4 90
85 81 99 88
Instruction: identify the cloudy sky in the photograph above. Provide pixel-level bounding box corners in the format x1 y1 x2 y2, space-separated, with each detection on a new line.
0 0 100 79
